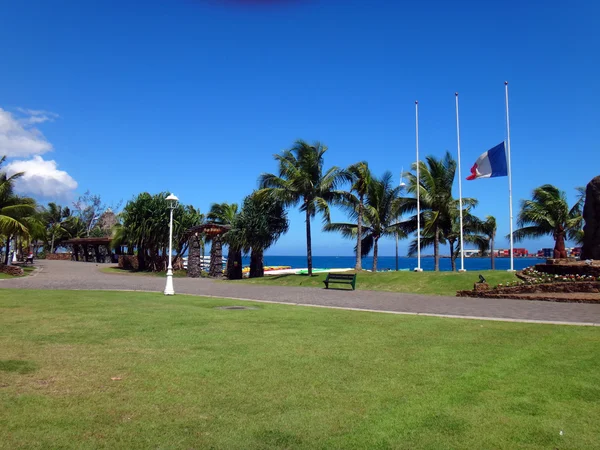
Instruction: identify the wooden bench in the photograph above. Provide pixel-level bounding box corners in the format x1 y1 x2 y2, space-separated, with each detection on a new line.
323 273 357 290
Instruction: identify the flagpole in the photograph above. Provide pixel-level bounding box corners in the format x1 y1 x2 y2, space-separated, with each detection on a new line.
505 81 515 272
415 101 423 272
397 167 405 272
455 92 465 272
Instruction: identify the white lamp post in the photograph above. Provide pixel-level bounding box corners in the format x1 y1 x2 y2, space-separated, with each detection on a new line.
164 193 179 296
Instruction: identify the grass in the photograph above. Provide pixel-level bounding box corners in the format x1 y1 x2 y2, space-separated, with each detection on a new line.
1 290 599 449
0 266 36 279
235 269 518 296
100 266 189 278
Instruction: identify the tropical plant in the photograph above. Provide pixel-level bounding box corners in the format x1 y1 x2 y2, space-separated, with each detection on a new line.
62 216 87 240
412 203 484 271
344 161 372 270
207 202 238 226
0 157 38 263
208 202 240 279
230 193 289 278
324 171 404 272
477 216 497 270
513 184 582 258
570 186 586 245
258 140 348 276
401 151 477 271
113 192 203 271
41 202 72 252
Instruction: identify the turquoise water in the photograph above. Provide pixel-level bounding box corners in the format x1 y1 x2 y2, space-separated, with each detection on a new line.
241 256 542 272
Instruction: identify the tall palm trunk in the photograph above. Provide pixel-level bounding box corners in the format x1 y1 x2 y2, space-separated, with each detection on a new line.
372 237 379 272
226 247 243 280
449 240 457 271
490 235 495 270
50 231 56 254
554 227 567 258
355 196 363 271
250 248 264 278
305 207 313 276
433 224 440 271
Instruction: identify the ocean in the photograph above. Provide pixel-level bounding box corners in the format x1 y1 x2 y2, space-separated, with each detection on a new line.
240 255 543 272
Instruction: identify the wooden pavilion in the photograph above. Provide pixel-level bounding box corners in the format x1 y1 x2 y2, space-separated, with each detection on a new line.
63 237 114 263
186 223 229 278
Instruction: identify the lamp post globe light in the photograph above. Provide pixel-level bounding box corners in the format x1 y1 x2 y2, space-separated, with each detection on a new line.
164 193 179 296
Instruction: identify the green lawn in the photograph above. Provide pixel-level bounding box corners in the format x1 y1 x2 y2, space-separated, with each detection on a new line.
1 290 599 449
235 270 518 296
101 266 189 278
0 266 36 279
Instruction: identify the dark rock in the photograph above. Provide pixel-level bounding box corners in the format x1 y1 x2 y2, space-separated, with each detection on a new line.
209 235 223 278
582 175 600 260
473 282 489 292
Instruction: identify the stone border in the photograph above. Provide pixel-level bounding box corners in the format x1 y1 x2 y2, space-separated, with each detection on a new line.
457 281 600 303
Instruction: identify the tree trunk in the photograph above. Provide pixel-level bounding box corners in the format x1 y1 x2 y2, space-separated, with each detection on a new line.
226 246 243 280
249 248 264 278
554 228 567 258
434 224 440 271
4 235 11 265
50 231 55 254
372 237 379 272
449 240 456 271
355 196 363 271
305 207 313 276
490 236 495 270
395 232 399 271
137 242 146 271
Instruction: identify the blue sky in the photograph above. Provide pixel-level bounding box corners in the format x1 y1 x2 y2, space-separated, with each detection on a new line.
1 0 598 256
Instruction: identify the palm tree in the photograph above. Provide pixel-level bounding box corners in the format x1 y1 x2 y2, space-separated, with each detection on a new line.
401 152 477 271
231 193 289 278
570 186 586 245
513 184 582 258
258 140 348 276
443 205 484 271
207 203 238 226
42 202 72 253
208 202 240 279
477 216 497 270
345 161 372 270
325 171 404 272
0 157 37 263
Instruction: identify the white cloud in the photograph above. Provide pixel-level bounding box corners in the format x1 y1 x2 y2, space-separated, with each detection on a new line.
16 107 60 125
5 156 78 201
0 108 53 157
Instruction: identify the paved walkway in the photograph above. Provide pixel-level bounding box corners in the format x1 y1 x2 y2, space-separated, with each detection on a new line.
2 260 600 325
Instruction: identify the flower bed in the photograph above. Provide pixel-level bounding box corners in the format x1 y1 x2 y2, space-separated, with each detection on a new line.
517 267 600 284
457 263 600 303
0 264 24 276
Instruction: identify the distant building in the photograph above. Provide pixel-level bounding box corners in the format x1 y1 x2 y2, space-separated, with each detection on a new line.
495 248 528 257
537 248 554 258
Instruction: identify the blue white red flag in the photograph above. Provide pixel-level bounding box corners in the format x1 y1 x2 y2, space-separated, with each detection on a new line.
466 142 507 180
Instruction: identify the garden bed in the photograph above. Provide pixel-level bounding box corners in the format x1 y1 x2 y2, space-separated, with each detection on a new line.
457 281 600 303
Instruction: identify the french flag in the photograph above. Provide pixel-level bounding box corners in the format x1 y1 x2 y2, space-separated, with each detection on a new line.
466 142 508 180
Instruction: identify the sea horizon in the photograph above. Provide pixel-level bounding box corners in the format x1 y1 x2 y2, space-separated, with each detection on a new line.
242 255 544 272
